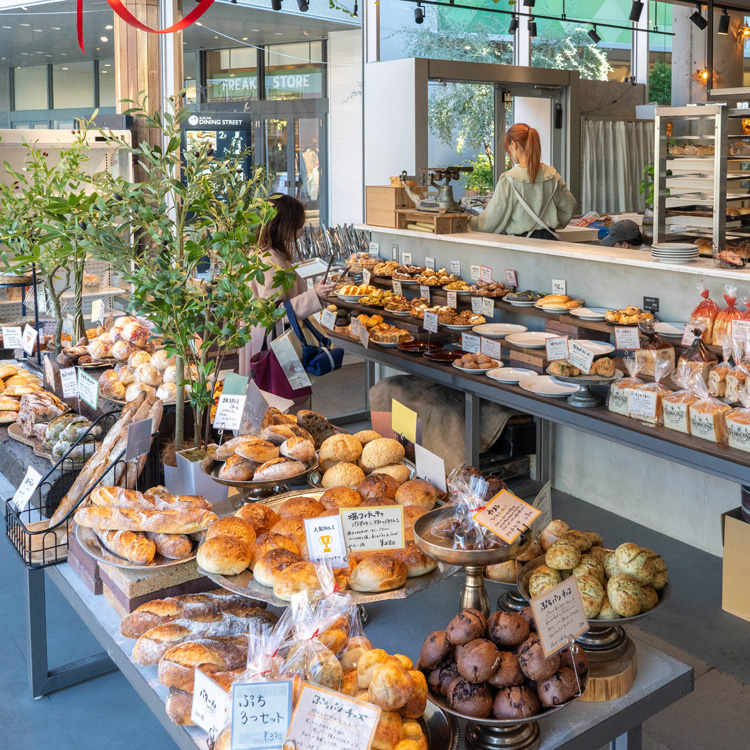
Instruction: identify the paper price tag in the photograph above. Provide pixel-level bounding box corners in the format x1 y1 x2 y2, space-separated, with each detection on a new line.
191 669 229 737
362 268 371 286
551 279 567 296
681 325 696 347
480 265 493 283
60 367 78 398
425 256 436 270
461 333 481 353
213 394 247 431
628 389 658 418
91 298 105 324
125 417 153 462
643 296 659 313
2 326 22 349
392 280 403 297
414 443 447 492
545 336 569 362
341 505 405 552
481 337 501 360
286 684 380 750
401 252 412 265
505 269 518 288
63 315 74 337
423 311 439 334
392 399 418 443
77 369 99 409
350 317 362 338
450 260 461 276
320 309 336 330
732 320 750 341
615 327 641 350
358 323 370 349
471 297 483 315
470 265 481 281
473 489 541 544
531 579 589 658
419 285 431 303
231 680 293 750
12 465 42 512
224 372 249 396
530 481 553 535
244 380 271 435
446 291 458 309
391 244 399 261
567 340 595 374
304 515 348 568
481 297 495 318
369 241 380 255
22 324 38 355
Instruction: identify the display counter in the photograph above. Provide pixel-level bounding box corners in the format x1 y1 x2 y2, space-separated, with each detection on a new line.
358 225 747 556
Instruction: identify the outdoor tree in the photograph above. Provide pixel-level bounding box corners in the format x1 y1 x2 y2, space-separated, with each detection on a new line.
649 60 671 106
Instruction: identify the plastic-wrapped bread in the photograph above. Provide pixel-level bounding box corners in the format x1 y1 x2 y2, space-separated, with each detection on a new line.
687 373 731 443
689 281 719 344
608 355 643 416
94 529 156 564
712 285 742 347
662 364 700 435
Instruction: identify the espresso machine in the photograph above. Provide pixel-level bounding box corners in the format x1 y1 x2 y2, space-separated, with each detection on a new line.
400 166 473 213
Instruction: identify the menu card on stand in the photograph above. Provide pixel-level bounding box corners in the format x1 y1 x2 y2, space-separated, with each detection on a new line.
304 515 348 568
340 506 405 552
530 578 589 658
231 680 293 750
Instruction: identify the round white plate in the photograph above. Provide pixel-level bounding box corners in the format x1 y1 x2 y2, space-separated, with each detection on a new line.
487 367 537 383
452 359 501 375
394 278 418 285
442 287 472 295
651 242 699 252
506 299 538 307
519 375 579 397
505 332 557 349
441 323 478 331
372 336 414 348
569 307 609 321
654 321 686 337
574 339 616 356
385 309 410 316
335 292 366 302
472 323 528 338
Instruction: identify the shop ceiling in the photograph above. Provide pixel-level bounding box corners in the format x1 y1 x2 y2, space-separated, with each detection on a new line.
0 0 358 69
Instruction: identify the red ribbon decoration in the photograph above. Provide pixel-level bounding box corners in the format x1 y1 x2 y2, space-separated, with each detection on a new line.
78 0 216 52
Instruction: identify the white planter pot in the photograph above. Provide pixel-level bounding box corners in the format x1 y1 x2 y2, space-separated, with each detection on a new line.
168 447 229 504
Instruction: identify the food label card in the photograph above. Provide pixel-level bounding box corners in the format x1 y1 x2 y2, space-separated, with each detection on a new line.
125 417 153 462
545 336 569 362
12 465 43 512
682 325 697 347
481 297 495 318
470 265 481 281
304 516 348 568
192 669 229 737
320 309 336 331
286 684 380 750
627 389 658 418
530 578 589 658
567 340 595 374
22 324 38 356
446 291 458 308
369 241 380 255
231 680 293 750
350 317 362 338
414 443 447 492
392 399 417 443
614 327 640 350
732 320 750 342
480 265 493 283
213 394 247 430
450 260 461 276
358 324 370 349
423 312 439 334
473 489 541 544
461 333 481 353
505 269 518 288
2 326 22 350
392 280 403 297
60 367 79 398
340 506 405 552
77 369 99 409
530 481 553 535
419 285 431 304
91 298 105 325
480 337 501 360
471 297 483 315
425 256 436 270
552 279 567 296
362 268 371 286
401 252 412 265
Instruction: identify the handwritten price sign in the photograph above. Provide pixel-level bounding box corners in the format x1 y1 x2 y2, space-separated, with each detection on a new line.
473 489 541 544
231 680 293 750
530 577 589 658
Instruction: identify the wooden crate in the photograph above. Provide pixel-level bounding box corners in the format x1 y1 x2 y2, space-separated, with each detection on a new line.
395 209 469 235
365 185 425 228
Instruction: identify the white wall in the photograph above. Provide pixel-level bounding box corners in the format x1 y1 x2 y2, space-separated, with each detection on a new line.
328 29 364 224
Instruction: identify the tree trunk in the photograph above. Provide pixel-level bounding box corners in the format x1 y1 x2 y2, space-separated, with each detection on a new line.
73 260 85 342
484 142 493 168
46 278 64 354
174 355 185 446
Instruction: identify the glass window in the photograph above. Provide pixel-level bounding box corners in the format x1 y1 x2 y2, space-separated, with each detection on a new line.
648 2 672 105
265 42 324 100
99 59 116 107
13 66 47 111
53 61 94 109
184 51 197 105
205 48 258 102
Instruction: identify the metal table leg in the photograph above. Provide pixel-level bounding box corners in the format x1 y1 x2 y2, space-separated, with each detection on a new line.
25 567 116 699
535 416 553 484
609 726 643 750
465 392 481 466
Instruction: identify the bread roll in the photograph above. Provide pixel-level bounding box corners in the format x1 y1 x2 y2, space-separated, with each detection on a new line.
361 439 405 472
253 458 306 481
95 529 156 564
151 349 176 371
134 363 162 387
125 383 155 402
121 320 150 347
277 496 324 519
349 553 407 592
128 350 152 368
320 486 362 510
163 365 178 384
145 533 193 560
322 462 365 488
249 532 300 568
371 465 411 484
395 479 438 510
485 559 522 584
89 339 113 360
319 433 363 467
354 429 382 446
218 454 256 481
390 542 437 577
269 518 307 554
273 561 326 601
216 435 262 461
235 503 279 535
112 340 136 361
197 535 252 576
206 516 257 549
540 520 570 551
252 548 304 588
358 473 399 503
235 439 279 464
156 383 178 402
279 436 316 463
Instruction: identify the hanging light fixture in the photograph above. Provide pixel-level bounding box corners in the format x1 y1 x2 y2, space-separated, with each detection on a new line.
718 7 730 35
414 2 425 23
690 3 708 30
629 0 644 23
508 13 518 33
588 24 601 43
528 16 537 37
271 0 282 10
523 0 535 6
297 0 309 10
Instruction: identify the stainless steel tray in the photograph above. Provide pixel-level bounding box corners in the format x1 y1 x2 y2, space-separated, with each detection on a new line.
423 702 459 750
200 455 319 491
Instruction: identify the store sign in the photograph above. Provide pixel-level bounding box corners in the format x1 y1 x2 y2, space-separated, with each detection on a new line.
545 336 569 361
471 297 483 315
505 269 518 288
78 369 99 409
60 367 79 399
2 327 22 350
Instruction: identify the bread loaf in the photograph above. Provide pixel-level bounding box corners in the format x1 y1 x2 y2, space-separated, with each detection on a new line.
158 639 249 691
165 688 195 726
197 535 252 575
94 528 156 564
253 458 306 481
145 532 193 559
74 506 217 534
296 410 336 448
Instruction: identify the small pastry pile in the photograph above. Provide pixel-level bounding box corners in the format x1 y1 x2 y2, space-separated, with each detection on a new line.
409 301 451 320
443 279 472 291
337 283 376 297
324 304 351 333
392 264 426 281
669 144 714 156
0 364 46 425
535 294 584 310
438 310 486 326
87 316 158 362
369 324 413 344
548 357 615 378
99 349 185 403
319 432 407 489
383 296 411 313
469 281 511 298
528 520 667 620
358 288 398 307
453 353 497 371
605 306 654 325
420 607 587 719
505 290 544 303
414 268 460 286
42 414 98 459
373 260 400 277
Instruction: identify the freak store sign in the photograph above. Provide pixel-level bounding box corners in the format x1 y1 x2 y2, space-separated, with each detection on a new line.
208 70 323 97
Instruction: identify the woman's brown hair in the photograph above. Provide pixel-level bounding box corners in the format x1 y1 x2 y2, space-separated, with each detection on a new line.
259 194 306 261
504 123 542 185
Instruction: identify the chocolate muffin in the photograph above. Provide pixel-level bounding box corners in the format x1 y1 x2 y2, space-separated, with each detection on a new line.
447 677 494 718
457 639 501 683
488 650 525 688
357 473 399 502
559 646 589 678
518 606 537 631
517 634 560 681
537 667 579 707
487 611 530 648
420 630 453 670
426 661 459 697
492 686 541 719
447 608 487 645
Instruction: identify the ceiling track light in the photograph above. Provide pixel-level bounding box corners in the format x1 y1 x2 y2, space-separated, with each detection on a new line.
271 0 282 10
718 7 730 35
629 0 643 23
353 0 358 16
414 2 425 23
528 16 537 37
523 0 535 7
508 13 518 33
690 3 708 30
588 24 601 43
297 0 309 9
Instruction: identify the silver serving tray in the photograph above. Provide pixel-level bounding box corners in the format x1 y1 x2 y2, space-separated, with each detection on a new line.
546 367 623 386
199 488 460 606
423 702 459 750
308 458 417 488
200 455 319 490
75 524 198 570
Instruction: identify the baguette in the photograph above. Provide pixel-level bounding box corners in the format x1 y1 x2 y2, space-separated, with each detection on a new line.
146 532 193 559
92 486 212 512
94 529 156 565
158 638 249 692
74 506 217 535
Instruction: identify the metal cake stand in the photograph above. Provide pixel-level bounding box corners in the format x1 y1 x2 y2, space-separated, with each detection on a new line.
546 367 623 408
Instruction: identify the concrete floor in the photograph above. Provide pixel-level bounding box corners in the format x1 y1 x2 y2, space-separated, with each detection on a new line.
1 361 749 749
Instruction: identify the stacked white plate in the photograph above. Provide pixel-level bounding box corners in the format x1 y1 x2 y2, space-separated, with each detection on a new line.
650 243 699 264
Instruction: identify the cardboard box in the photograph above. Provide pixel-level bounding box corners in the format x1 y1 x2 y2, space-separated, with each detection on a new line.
722 507 750 622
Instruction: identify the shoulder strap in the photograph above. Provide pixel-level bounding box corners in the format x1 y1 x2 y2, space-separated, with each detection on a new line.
281 301 310 348
506 177 561 239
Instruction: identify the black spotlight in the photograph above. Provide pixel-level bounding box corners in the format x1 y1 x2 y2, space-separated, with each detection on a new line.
588 25 601 43
523 0 535 7
508 14 518 33
690 3 708 30
629 0 643 22
718 7 730 34
528 17 537 37
297 0 309 9
414 3 424 23
271 0 282 9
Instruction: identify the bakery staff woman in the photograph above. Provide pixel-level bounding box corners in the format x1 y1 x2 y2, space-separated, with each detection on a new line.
470 123 576 240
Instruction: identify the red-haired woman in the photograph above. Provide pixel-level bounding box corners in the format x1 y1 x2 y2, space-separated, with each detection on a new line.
469 123 576 241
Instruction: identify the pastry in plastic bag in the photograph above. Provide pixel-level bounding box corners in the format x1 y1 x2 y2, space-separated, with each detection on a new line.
726 380 750 452
662 363 700 435
687 371 731 443
635 320 675 378
713 284 742 347
689 280 719 343
608 355 643 416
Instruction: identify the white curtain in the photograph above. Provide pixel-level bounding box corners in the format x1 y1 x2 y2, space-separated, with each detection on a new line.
581 119 653 214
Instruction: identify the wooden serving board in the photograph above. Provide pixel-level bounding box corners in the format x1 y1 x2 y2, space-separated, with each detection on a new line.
8 422 58 466
580 637 637 702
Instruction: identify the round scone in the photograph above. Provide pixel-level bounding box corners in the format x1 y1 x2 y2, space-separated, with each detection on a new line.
320 486 362 510
447 677 493 718
273 561 326 601
446 609 487 646
537 667 578 707
270 518 308 555
517 634 560 682
361 438 405 472
575 574 605 618
395 479 438 510
354 429 382 446
597 595 621 620
205 516 257 549
457 638 501 682
236 439 279 464
253 458 306 482
572 554 605 585
487 612 530 648
371 464 411 484
357 473 399 502
249 532 300 568
528 564 562 597
197 535 252 576
319 433 362 471
390 541 438 577
321 462 365 489
488 651 525 689
277 496 324 520
540 519 570 551
235 503 279 534
253 548 304 588
545 540 581 570
151 349 175 371
426 661 459 697
607 573 642 617
279 436 316 463
349 552 407 592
